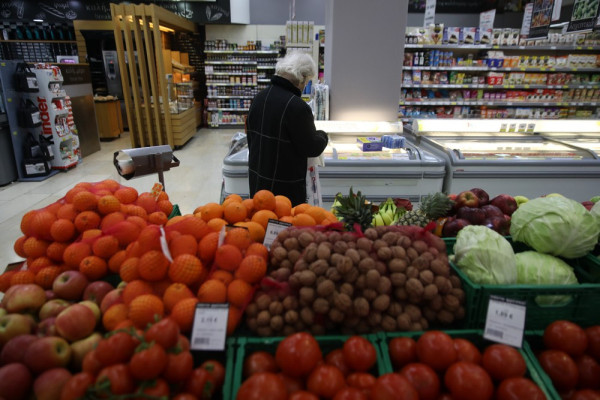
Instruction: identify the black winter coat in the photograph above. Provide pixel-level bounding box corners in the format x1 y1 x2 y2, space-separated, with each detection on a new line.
246 75 328 206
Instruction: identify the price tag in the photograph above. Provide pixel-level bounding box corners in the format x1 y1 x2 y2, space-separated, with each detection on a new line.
484 295 527 348
190 303 229 351
263 219 292 249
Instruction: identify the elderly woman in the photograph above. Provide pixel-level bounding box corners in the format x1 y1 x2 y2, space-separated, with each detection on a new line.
246 52 328 206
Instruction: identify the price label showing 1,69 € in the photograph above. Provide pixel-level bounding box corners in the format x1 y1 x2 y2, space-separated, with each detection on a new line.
484 295 527 348
263 219 293 250
190 303 229 351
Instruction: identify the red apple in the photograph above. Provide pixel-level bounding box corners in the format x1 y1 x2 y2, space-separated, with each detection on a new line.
38 317 59 337
481 204 505 219
39 299 71 321
456 207 486 225
483 216 511 236
45 290 57 301
469 188 490 206
24 336 72 374
0 334 39 364
55 304 96 342
83 281 114 306
100 288 124 314
442 218 471 237
582 201 594 211
1 284 47 314
490 194 518 216
52 271 89 301
0 308 6 318
0 363 33 400
78 301 101 324
33 368 72 400
70 332 102 369
455 191 479 209
448 193 457 201
0 314 35 346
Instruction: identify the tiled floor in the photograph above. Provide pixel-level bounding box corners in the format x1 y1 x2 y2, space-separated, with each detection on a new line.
0 128 239 272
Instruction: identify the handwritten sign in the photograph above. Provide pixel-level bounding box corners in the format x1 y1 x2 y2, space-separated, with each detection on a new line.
479 9 496 31
424 0 437 27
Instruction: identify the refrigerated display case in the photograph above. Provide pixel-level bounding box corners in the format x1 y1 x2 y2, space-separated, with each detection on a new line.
408 119 600 201
529 120 600 158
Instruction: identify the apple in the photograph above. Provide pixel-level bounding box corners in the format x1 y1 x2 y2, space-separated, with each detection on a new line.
33 368 72 400
1 284 47 314
545 193 564 198
0 334 39 364
39 299 71 321
55 304 97 342
590 195 600 203
514 195 529 207
38 317 59 337
483 216 511 236
100 288 124 314
469 188 490 206
70 332 102 369
45 290 57 301
441 218 471 237
480 204 504 219
582 201 594 211
79 300 101 324
0 363 33 400
0 314 34 346
490 194 518 216
0 308 6 318
456 206 486 225
83 281 114 306
448 193 457 201
52 271 89 301
454 191 479 209
24 336 72 374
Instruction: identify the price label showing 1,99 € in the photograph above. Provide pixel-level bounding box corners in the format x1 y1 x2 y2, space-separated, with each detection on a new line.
263 219 292 250
190 303 229 351
484 295 527 348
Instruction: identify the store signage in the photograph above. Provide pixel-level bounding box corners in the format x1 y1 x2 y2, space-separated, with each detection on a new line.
37 97 53 136
190 303 229 351
520 3 534 36
528 0 556 39
424 0 437 26
567 0 600 33
263 219 292 250
479 9 496 31
484 295 527 348
552 0 563 20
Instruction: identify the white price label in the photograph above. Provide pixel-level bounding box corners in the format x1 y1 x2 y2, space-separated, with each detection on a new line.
484 296 527 348
263 219 292 250
190 303 229 351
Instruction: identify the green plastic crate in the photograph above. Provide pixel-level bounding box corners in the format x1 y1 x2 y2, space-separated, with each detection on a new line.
168 204 181 219
522 332 565 400
230 334 384 400
223 337 238 400
378 329 558 400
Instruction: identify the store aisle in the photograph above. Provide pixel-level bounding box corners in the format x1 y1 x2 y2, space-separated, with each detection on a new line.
0 128 239 271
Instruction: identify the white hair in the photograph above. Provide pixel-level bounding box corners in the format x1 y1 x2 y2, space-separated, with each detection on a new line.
275 52 316 87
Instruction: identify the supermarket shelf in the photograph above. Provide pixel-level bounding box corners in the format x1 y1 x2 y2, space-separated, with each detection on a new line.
207 95 254 99
0 39 77 44
399 115 598 121
207 107 249 111
404 43 600 51
257 78 270 83
257 65 276 69
205 61 257 65
402 66 600 72
177 95 195 98
206 82 257 86
403 83 600 90
205 50 278 54
399 100 600 106
208 72 256 76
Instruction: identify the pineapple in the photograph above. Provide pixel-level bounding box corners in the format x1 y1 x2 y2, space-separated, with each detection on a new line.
396 192 453 227
333 187 373 232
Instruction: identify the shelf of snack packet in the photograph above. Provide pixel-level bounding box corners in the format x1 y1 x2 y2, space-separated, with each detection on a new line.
400 100 600 106
405 44 600 51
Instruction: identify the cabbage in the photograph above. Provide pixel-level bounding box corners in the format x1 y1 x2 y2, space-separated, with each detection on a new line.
510 196 600 259
591 202 600 230
515 251 579 305
453 226 517 284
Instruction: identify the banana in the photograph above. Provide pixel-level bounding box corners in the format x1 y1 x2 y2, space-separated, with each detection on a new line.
374 213 384 227
381 211 392 226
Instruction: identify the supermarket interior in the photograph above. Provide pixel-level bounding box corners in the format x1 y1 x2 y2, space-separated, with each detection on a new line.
1 0 600 399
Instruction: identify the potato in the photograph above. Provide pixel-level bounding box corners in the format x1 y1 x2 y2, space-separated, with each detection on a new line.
377 276 392 295
313 298 330 314
257 310 271 326
353 297 370 317
333 240 349 254
358 257 376 273
269 301 284 316
317 242 332 260
388 258 408 273
270 315 284 331
419 270 434 286
345 248 361 265
283 295 299 310
303 243 318 262
298 231 315 247
373 294 391 312
364 228 379 240
317 279 335 297
366 269 381 289
356 237 373 252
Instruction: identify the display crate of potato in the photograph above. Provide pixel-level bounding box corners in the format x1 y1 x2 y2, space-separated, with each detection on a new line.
244 225 471 336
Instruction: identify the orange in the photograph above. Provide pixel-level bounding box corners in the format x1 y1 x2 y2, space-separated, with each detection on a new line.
170 298 199 333
23 237 50 259
65 186 87 204
197 232 219 264
56 203 78 221
81 229 102 241
227 305 242 335
304 206 328 224
169 254 204 285
125 241 142 258
119 257 140 282
151 279 172 298
92 235 120 259
235 221 265 243
114 187 138 204
30 210 57 241
138 250 169 281
49 219 75 243
28 256 52 274
157 200 173 216
207 218 228 232
111 221 141 247
126 216 147 230
157 191 169 202
323 210 338 222
137 226 161 253
166 215 185 227
245 243 269 262
122 280 154 305
45 202 62 216
79 255 108 280
100 212 126 231
253 190 276 211
224 227 252 251
97 195 121 215
148 211 168 226
214 244 243 272
74 211 101 232
13 236 27 259
174 216 211 240
108 250 127 273
75 182 93 189
123 205 148 220
103 303 129 331
200 203 224 222
136 193 158 214
0 271 16 292
163 282 195 312
197 279 227 303
274 198 292 218
292 213 317 227
235 255 267 284
21 210 38 236
128 294 164 329
210 270 234 286
223 202 247 224
251 209 278 230
227 279 253 308
241 198 254 215
222 193 243 207
275 195 292 207
291 203 310 216
10 270 36 286
73 191 98 212
98 179 121 193
35 266 61 289
46 241 68 262
169 234 198 258
279 216 294 224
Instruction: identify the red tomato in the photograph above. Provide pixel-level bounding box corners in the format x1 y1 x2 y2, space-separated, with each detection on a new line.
236 372 287 400
178 334 191 352
346 372 377 398
243 351 278 377
201 360 226 388
454 338 482 364
163 351 194 384
278 373 304 393
389 337 418 369
370 373 419 400
444 362 494 400
187 368 215 399
576 355 600 390
438 394 454 400
416 331 457 371
172 394 199 400
144 317 180 350
326 349 352 376
82 349 104 375
95 332 138 366
96 364 136 395
538 350 579 392
585 326 600 362
307 365 347 399
400 363 441 400
570 390 600 400
289 391 319 400
332 387 368 400
129 342 168 381
544 321 588 357
481 344 526 381
60 372 95 400
343 336 377 373
136 378 170 399
495 377 547 400
276 333 322 378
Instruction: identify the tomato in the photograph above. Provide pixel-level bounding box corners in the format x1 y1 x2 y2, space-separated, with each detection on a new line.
444 362 494 400
243 351 278 377
400 363 440 400
585 326 600 362
538 350 579 392
326 349 352 376
544 321 588 357
332 387 368 400
187 368 216 399
136 378 170 399
172 394 199 400
389 337 418 369
570 390 600 400
454 338 482 364
438 394 454 400
201 360 226 388
82 349 104 375
481 344 526 381
178 334 191 352
307 365 347 399
278 373 304 393
144 317 180 350
95 332 138 366
129 342 168 381
370 373 419 400
163 351 194 384
276 332 322 378
236 372 287 400
289 390 319 400
346 372 377 398
96 364 136 395
60 372 95 400
343 336 377 373
416 331 457 371
576 355 600 389
495 377 546 400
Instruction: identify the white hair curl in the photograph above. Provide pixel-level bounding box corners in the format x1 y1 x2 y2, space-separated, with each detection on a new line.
275 52 316 87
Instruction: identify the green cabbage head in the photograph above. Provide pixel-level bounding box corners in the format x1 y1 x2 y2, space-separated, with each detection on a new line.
510 196 600 259
453 225 517 284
